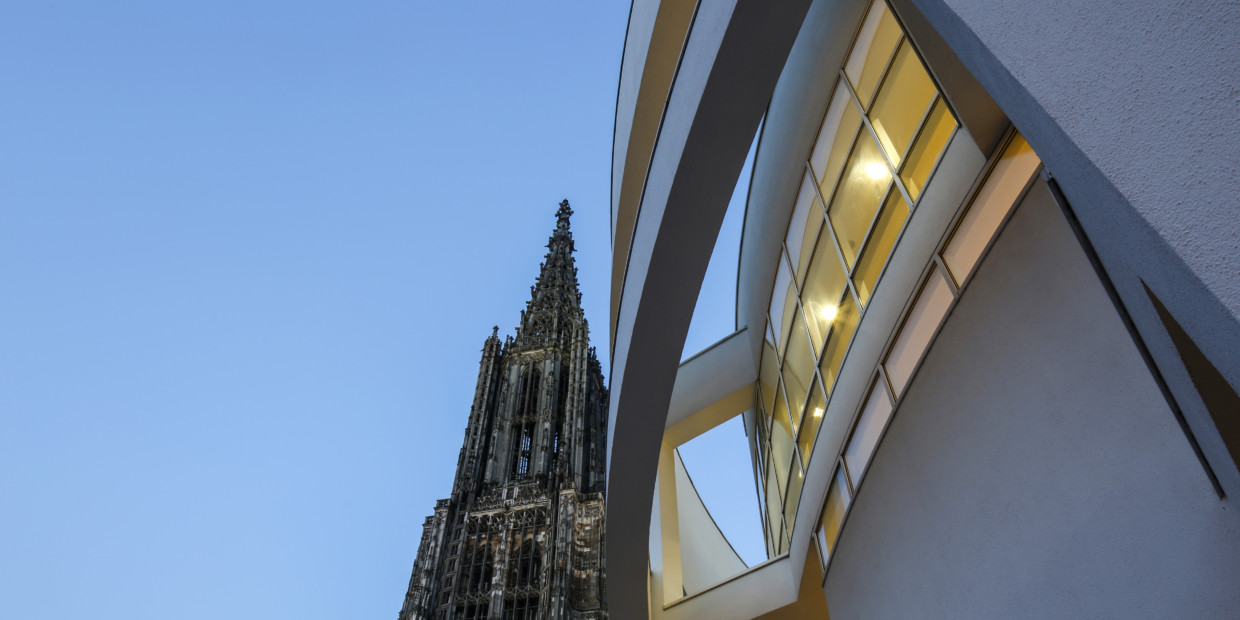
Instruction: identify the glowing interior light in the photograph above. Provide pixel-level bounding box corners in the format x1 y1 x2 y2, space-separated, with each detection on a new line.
813 407 824 418
820 304 839 322
864 161 889 180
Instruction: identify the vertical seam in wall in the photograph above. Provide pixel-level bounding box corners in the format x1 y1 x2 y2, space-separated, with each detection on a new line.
1042 171 1224 499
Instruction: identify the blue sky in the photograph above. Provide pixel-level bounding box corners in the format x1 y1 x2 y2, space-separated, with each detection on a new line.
0 2 760 618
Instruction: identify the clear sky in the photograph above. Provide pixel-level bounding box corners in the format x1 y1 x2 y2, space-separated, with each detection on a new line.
0 2 760 618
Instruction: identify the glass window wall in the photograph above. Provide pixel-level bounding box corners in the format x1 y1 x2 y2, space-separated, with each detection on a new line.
755 0 959 556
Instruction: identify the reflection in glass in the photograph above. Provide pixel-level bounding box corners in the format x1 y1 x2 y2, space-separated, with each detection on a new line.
869 42 937 166
843 2 902 109
770 390 794 491
812 83 864 202
782 311 815 429
900 98 956 202
819 290 860 392
942 133 1041 285
786 172 824 283
769 256 797 355
783 458 804 532
765 459 782 552
797 379 825 469
818 467 852 559
759 336 779 415
853 190 910 305
884 267 954 397
802 228 848 356
829 134 890 268
844 375 895 487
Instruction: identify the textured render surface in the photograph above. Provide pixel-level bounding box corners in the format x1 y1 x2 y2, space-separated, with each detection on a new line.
672 451 747 594
936 0 1240 318
824 183 1240 618
910 0 1240 503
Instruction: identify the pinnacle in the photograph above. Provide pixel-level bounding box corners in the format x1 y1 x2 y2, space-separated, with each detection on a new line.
512 199 586 349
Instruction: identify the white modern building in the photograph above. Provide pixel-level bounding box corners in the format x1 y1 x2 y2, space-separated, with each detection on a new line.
606 0 1240 618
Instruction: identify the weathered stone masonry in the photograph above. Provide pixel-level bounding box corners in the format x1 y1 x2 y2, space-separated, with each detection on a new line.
398 201 608 620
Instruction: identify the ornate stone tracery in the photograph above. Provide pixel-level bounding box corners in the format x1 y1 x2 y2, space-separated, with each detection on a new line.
398 201 608 620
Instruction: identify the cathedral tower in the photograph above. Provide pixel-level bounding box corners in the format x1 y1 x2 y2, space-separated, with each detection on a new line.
398 200 608 620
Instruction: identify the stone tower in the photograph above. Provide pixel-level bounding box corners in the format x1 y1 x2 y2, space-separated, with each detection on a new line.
398 200 608 620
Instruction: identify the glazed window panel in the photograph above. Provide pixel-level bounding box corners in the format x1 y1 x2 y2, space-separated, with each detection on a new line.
765 459 783 541
818 289 861 393
811 83 864 202
770 389 795 491
783 457 805 531
843 375 895 487
817 467 852 560
843 1 902 109
782 309 816 430
802 227 849 356
869 41 937 167
828 132 891 269
759 335 780 415
797 379 825 470
900 97 956 202
786 172 824 284
942 133 1041 285
884 267 954 397
769 255 798 355
853 189 910 306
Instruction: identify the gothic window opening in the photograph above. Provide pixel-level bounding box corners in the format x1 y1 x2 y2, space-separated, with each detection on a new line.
510 365 541 480
502 595 539 620
553 367 569 460
510 539 542 588
465 544 491 595
503 537 542 620
457 603 489 620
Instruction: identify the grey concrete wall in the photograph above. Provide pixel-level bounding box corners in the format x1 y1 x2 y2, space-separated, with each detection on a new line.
824 182 1240 618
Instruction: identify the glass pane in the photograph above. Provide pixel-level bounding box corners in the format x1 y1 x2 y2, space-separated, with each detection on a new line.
811 83 864 201
819 290 860 392
801 228 848 356
853 190 910 306
771 388 794 491
843 2 902 109
756 411 768 472
786 172 823 283
820 467 852 557
783 457 804 531
782 310 815 429
828 132 891 269
870 42 937 167
942 133 1041 285
768 255 797 355
759 335 779 414
844 375 895 487
884 267 954 397
777 521 790 555
765 460 782 553
797 378 825 469
900 97 956 202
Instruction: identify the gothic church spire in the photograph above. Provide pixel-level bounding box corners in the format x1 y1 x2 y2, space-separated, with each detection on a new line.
514 199 584 349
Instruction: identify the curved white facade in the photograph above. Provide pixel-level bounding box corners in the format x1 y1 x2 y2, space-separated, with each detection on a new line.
608 1 1240 618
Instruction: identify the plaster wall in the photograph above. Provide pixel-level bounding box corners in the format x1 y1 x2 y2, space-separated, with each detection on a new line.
824 181 1240 618
928 0 1240 318
908 0 1240 494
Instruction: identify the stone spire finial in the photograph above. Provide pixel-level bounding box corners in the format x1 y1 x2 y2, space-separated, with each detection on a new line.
512 199 585 349
556 199 572 233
